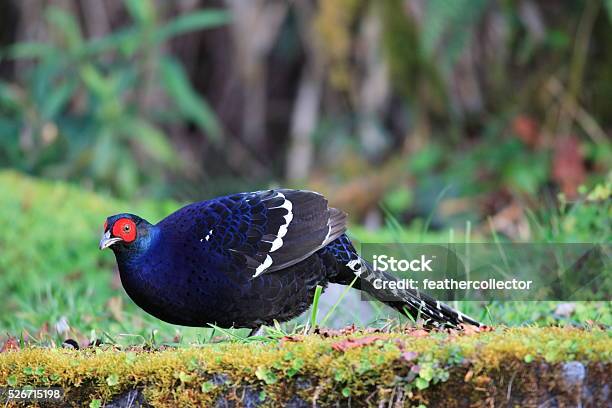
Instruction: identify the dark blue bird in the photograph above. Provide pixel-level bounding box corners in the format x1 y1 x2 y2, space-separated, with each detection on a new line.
100 189 480 333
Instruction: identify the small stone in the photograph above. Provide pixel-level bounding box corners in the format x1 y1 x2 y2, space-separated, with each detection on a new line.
212 373 230 386
61 339 79 350
561 361 585 388
554 303 576 318
55 316 70 335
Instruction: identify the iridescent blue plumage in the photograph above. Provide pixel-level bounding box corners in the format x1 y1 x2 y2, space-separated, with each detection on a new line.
101 189 480 330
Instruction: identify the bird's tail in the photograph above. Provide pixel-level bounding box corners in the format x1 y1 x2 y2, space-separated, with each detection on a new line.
348 258 481 328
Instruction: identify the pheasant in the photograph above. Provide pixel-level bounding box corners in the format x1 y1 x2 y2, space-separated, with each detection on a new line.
100 189 480 335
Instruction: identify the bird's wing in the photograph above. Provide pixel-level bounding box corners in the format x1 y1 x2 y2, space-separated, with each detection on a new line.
166 189 346 278
235 189 346 277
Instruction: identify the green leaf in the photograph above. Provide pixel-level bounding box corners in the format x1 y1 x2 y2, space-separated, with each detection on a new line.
41 80 76 119
177 371 194 383
85 28 140 57
80 65 114 99
89 399 102 408
91 130 116 178
125 352 137 365
341 387 351 397
159 57 223 144
415 377 430 390
7 374 18 386
605 0 612 23
408 144 444 174
421 0 487 74
155 10 230 43
255 366 277 384
3 42 56 60
0 82 22 110
419 363 434 382
201 381 215 393
287 358 304 377
116 152 140 196
106 373 120 386
46 7 83 51
383 188 413 214
123 119 179 166
524 354 534 363
125 0 155 25
187 357 199 370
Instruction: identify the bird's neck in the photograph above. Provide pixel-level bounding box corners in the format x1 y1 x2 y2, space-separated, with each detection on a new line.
113 224 160 270
112 224 170 321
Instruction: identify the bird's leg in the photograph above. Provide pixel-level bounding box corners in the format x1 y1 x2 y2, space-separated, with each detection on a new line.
248 326 264 337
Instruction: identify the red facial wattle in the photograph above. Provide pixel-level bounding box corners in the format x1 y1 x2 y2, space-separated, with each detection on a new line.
112 218 137 243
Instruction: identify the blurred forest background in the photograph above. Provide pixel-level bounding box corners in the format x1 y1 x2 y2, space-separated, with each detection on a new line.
0 0 610 342
0 0 610 236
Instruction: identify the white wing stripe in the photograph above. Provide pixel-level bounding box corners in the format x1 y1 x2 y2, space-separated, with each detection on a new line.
267 192 293 254
252 192 294 277
253 254 273 277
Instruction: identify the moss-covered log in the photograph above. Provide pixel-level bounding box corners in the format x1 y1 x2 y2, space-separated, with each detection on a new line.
0 327 610 407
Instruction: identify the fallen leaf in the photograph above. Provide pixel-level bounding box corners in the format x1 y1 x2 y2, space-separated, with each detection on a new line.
512 115 540 147
474 375 492 385
488 201 530 241
463 324 477 334
407 329 429 338
314 324 359 337
552 136 585 199
464 369 474 382
0 336 19 352
401 351 419 362
331 336 384 352
280 335 303 346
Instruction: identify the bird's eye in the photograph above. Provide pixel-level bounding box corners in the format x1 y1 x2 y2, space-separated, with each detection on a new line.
111 217 137 243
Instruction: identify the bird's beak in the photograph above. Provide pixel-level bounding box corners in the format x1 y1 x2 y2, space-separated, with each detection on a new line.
99 230 122 250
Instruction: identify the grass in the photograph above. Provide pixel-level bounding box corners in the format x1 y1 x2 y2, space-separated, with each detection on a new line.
0 170 609 349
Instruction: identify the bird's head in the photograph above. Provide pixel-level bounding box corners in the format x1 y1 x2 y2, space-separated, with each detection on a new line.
99 213 151 252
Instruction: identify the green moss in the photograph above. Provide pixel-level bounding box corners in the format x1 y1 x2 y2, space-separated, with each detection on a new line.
1 327 610 406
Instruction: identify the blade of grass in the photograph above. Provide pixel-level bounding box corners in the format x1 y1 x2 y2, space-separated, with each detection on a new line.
320 276 359 327
421 184 452 241
464 220 471 299
484 304 495 326
487 216 511 272
306 285 323 333
207 324 246 342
